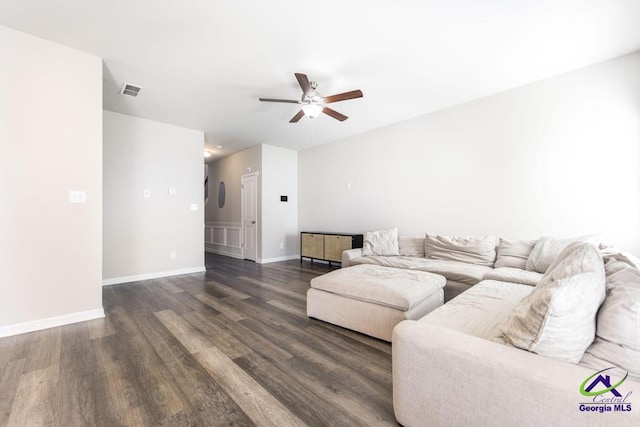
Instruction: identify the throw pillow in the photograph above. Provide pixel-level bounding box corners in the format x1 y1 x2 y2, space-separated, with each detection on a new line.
361 227 400 257
494 238 536 269
525 234 602 273
398 236 425 258
424 233 498 267
496 242 606 363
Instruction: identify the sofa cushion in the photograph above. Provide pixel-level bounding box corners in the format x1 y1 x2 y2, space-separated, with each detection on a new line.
398 236 425 257
483 267 542 286
424 233 498 267
496 242 605 363
309 264 445 311
579 259 640 380
351 256 492 285
599 244 640 269
596 260 640 349
525 234 601 273
495 239 536 269
419 280 533 340
362 227 400 256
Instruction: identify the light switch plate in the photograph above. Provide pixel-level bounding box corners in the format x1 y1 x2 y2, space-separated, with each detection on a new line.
144 190 151 198
190 203 198 211
168 187 176 195
69 190 86 204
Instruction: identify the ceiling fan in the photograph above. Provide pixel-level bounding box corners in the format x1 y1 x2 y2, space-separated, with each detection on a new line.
259 73 363 123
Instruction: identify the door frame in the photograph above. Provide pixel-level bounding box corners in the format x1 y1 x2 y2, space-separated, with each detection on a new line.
240 171 259 261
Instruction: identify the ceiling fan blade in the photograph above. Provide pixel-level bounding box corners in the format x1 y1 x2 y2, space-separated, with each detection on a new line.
323 90 363 104
322 107 348 121
289 110 305 123
259 98 300 104
295 73 313 96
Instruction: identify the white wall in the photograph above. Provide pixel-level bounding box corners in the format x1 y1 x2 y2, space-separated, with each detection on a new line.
206 146 262 223
261 144 298 262
299 52 640 255
103 111 205 283
0 26 103 335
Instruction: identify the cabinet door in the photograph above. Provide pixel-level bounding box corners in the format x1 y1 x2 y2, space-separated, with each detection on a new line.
324 235 353 262
301 233 324 259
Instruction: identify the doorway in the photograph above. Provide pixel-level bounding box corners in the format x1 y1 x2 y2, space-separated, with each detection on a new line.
241 172 258 261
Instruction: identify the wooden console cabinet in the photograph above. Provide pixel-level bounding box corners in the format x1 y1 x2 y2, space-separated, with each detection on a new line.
300 232 364 265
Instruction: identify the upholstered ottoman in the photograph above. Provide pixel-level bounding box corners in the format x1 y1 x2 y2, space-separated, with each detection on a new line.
307 264 446 341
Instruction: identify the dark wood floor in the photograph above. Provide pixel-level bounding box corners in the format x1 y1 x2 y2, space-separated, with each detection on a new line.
0 254 397 426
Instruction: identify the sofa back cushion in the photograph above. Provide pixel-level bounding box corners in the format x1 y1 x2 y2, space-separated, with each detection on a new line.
496 242 606 363
525 234 601 273
494 239 536 269
362 227 400 256
580 258 640 380
424 233 498 267
398 236 425 257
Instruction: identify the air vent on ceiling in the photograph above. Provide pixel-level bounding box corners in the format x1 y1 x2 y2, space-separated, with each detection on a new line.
120 82 143 97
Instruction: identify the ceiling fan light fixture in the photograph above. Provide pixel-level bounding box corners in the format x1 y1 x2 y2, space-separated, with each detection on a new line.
204 151 212 158
302 103 323 119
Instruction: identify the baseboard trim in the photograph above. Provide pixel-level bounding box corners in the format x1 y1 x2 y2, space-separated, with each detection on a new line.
102 266 207 286
257 255 300 264
0 308 105 338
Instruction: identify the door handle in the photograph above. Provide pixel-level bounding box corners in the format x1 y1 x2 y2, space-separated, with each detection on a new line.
251 221 256 224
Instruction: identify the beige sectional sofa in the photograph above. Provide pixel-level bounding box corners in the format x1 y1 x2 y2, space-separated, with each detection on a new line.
339 230 640 426
343 234 544 301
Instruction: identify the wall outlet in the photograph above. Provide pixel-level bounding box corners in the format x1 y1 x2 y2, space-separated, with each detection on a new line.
190 203 198 211
69 190 86 204
170 250 177 260
168 187 176 195
279 242 284 250
144 190 151 198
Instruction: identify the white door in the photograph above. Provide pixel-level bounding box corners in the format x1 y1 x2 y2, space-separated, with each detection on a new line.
241 173 258 261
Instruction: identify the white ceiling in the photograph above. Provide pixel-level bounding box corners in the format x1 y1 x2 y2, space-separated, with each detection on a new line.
2 1 640 161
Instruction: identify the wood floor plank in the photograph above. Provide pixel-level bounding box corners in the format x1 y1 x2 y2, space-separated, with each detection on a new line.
267 298 307 318
154 309 215 354
182 311 252 359
206 279 252 300
197 311 294 363
195 293 246 321
280 356 395 426
86 316 116 340
239 275 307 302
133 312 255 426
91 334 148 426
7 365 59 427
235 352 367 427
241 317 392 401
154 277 185 294
0 358 25 426
196 346 306 427
22 327 61 373
105 308 187 423
57 322 98 427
